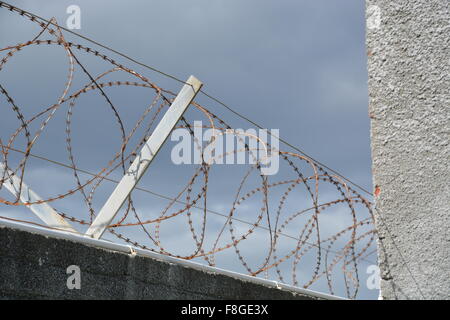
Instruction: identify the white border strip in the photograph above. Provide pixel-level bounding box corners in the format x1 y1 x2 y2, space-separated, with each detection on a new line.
0 218 345 300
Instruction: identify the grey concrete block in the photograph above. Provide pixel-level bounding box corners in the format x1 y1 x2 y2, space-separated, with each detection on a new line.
0 225 321 300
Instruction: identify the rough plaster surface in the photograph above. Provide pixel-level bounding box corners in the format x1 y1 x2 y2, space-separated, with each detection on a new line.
366 0 449 299
0 226 320 300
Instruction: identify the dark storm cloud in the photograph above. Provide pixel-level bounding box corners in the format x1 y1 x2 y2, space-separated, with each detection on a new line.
0 0 376 299
4 0 371 188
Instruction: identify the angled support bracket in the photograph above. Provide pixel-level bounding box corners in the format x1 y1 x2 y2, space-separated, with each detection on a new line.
0 162 77 233
85 75 202 239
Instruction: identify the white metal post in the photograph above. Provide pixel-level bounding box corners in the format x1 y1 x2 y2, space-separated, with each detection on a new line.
0 162 77 233
85 75 202 239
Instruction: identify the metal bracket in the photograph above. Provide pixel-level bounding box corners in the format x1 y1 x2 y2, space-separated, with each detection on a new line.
85 75 202 239
0 162 77 233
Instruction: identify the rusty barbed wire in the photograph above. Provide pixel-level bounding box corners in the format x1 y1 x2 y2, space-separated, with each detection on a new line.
0 4 377 299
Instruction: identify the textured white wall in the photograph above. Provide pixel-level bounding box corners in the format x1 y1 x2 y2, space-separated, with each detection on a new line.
367 0 449 299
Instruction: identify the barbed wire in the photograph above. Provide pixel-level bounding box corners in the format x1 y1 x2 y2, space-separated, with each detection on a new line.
0 3 377 299
0 0 373 197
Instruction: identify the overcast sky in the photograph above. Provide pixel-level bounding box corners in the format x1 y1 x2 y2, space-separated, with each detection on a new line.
0 0 377 299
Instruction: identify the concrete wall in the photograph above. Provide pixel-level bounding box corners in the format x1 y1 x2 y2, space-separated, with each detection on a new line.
367 0 449 299
0 224 328 300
